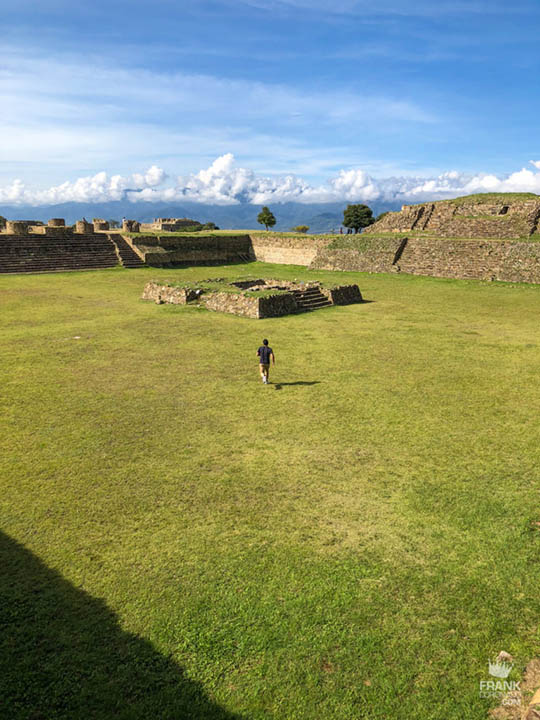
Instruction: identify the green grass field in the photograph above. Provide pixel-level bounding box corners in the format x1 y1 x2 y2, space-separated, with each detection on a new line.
1 263 540 719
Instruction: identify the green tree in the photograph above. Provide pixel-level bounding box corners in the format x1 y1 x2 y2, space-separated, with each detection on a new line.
343 204 374 233
257 206 276 231
291 225 309 233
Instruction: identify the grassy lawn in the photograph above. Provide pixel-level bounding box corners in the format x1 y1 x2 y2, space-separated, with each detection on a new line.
1 262 540 719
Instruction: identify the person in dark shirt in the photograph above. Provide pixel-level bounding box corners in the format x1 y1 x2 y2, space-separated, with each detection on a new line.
257 338 275 384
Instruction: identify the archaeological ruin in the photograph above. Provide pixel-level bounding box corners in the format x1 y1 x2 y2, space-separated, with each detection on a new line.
0 218 144 273
139 217 203 232
364 194 540 239
141 278 363 318
1 194 540 283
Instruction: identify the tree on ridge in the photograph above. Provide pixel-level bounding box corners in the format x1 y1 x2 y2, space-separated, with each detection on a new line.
257 206 276 231
343 204 374 233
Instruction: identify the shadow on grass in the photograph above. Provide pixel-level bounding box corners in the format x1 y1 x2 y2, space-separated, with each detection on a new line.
0 531 243 720
273 381 321 389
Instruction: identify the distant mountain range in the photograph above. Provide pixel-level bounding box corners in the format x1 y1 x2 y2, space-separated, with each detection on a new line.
0 200 403 234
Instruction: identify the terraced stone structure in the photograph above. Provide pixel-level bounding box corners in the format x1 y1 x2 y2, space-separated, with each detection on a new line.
0 219 144 273
4 192 540 284
142 278 363 318
364 193 540 239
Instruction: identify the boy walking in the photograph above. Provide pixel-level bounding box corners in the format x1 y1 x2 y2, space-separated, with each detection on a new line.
257 339 275 384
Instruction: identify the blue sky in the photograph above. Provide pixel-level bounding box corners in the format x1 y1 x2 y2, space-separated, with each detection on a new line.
2 0 540 205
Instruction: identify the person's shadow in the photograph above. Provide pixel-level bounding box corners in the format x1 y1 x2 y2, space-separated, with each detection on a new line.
273 381 321 389
0 531 244 720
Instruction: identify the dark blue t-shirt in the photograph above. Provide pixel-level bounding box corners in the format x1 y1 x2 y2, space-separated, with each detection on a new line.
258 345 273 364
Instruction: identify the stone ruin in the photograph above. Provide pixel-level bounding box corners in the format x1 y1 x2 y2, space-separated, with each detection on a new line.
122 219 141 233
0 217 146 273
364 195 540 239
142 277 363 319
0 217 130 236
139 217 203 233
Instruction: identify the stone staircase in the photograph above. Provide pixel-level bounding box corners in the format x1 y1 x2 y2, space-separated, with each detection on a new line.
0 235 120 274
109 234 146 268
292 286 332 311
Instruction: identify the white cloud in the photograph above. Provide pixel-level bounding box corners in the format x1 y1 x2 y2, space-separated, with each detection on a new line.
0 167 168 206
1 154 540 207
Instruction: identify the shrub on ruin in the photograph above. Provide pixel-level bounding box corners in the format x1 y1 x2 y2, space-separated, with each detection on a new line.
291 225 309 233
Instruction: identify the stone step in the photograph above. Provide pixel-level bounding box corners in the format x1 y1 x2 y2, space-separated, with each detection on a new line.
294 291 330 301
292 288 323 296
1 257 116 261
0 257 118 264
110 235 146 268
0 263 118 273
0 232 137 273
298 300 331 308
0 260 120 272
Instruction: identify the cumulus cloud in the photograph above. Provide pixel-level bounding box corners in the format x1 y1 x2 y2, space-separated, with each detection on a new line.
2 155 540 207
0 166 168 206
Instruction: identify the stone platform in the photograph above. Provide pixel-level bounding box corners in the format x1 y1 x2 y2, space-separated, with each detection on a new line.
141 277 363 319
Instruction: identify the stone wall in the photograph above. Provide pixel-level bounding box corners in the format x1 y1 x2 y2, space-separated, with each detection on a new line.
258 293 299 318
365 198 540 239
311 237 404 272
134 228 540 286
132 235 251 266
397 237 540 283
26 226 74 237
129 233 331 267
202 291 261 318
75 220 93 234
322 284 364 304
5 221 28 235
203 290 299 318
139 218 202 232
93 220 110 231
141 282 196 304
122 219 140 233
250 234 332 266
310 235 540 284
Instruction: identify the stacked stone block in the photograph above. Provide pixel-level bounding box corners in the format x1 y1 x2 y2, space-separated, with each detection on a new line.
365 198 540 239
